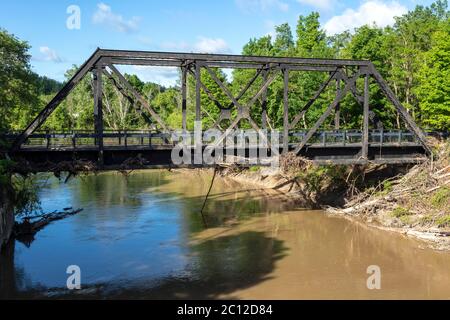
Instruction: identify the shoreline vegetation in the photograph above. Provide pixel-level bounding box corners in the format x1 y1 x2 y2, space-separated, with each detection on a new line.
218 139 450 250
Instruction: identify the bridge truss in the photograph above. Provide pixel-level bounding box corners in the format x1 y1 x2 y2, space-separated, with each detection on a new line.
9 49 431 167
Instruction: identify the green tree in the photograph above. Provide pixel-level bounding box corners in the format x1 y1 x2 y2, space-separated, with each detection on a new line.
415 18 450 130
0 29 40 131
290 13 334 129
296 12 331 58
387 2 447 120
273 23 294 55
341 25 394 128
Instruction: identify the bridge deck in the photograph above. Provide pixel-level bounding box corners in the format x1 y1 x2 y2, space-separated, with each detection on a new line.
2 129 428 171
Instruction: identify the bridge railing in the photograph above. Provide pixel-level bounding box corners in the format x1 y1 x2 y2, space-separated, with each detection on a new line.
1 130 174 149
1 129 423 150
288 130 418 147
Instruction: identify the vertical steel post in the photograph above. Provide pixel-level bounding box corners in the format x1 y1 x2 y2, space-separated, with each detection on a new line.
181 66 187 131
93 65 104 165
283 68 289 153
362 74 369 159
195 62 201 123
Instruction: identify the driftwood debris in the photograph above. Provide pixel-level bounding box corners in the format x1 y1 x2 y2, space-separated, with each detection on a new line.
14 207 83 238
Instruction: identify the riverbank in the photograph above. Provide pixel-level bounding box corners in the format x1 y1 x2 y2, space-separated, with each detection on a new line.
327 140 450 250
219 141 450 250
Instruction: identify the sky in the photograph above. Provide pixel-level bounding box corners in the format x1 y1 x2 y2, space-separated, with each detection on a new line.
0 0 436 86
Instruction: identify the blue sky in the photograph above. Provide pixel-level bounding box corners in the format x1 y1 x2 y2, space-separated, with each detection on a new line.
0 0 435 85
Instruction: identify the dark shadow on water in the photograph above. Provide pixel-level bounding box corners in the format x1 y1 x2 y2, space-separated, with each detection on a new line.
1 231 287 300
176 191 302 233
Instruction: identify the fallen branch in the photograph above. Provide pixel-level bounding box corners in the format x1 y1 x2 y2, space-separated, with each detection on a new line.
14 208 83 237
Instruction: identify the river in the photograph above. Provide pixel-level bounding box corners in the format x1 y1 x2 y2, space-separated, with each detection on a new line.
1 170 449 299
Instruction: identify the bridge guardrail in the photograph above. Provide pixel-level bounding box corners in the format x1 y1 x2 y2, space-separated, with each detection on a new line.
0 129 432 150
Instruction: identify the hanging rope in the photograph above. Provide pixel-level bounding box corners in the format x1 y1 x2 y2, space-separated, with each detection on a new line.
199 166 218 227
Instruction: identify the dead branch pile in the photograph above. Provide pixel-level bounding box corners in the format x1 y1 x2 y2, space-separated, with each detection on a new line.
331 139 450 230
50 160 98 181
280 152 313 175
118 155 148 175
217 163 246 176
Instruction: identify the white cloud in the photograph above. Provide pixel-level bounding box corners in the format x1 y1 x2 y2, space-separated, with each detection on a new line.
235 0 289 12
194 37 230 54
160 37 231 54
296 0 334 10
324 1 407 35
92 2 141 33
130 66 179 87
37 46 63 63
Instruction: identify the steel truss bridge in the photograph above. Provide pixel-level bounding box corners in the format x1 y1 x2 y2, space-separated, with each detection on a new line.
3 49 432 170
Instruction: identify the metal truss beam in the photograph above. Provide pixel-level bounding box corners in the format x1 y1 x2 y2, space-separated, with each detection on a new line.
294 70 363 155
11 48 430 158
99 49 371 67
107 64 170 132
12 49 102 150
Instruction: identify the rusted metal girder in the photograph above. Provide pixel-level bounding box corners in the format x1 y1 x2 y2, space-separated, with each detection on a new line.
11 48 431 158
93 64 104 165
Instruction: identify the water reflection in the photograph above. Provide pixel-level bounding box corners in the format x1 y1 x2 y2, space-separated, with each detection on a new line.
1 170 450 299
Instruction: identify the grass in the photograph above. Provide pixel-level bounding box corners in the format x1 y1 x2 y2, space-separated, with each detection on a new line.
436 215 450 228
430 187 450 208
377 180 394 196
391 206 414 225
391 206 412 218
399 215 411 225
249 166 261 172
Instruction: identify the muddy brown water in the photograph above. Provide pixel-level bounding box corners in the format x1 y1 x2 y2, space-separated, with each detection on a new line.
1 170 449 299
